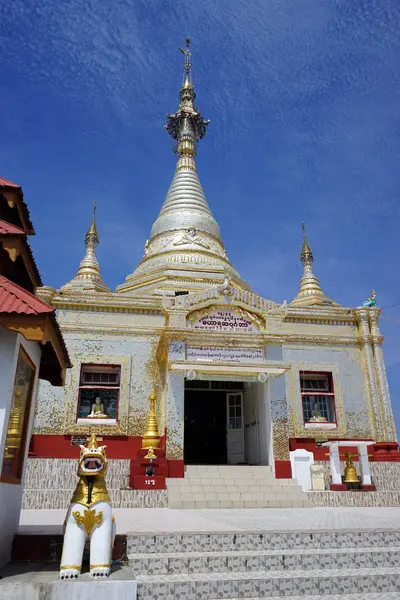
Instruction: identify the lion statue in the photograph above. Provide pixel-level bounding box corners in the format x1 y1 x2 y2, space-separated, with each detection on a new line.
59 433 116 579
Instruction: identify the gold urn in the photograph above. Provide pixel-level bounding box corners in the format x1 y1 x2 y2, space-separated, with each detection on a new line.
343 452 359 484
142 390 160 449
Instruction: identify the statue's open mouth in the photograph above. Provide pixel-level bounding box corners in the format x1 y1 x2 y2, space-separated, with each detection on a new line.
82 457 103 473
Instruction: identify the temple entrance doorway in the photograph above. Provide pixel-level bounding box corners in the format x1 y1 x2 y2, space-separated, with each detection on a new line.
184 380 246 465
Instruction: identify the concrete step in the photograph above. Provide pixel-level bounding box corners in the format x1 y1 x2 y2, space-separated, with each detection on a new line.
168 489 307 502
168 499 311 509
166 478 298 487
184 466 275 479
126 530 400 555
168 485 307 497
129 546 400 575
186 595 400 600
135 566 400 599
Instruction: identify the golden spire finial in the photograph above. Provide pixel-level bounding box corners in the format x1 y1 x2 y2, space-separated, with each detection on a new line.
291 222 338 307
85 200 99 248
59 202 110 293
300 222 314 266
180 36 192 86
164 37 209 164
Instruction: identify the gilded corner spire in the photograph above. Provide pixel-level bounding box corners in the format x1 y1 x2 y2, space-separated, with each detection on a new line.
85 201 99 249
300 222 314 266
60 202 110 293
291 222 337 307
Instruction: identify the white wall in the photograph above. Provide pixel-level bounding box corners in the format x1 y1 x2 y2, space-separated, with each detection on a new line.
244 382 272 465
0 330 41 567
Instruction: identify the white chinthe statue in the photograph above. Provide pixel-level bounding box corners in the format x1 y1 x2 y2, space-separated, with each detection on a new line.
59 433 116 579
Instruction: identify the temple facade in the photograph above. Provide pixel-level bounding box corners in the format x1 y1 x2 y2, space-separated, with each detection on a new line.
32 39 397 482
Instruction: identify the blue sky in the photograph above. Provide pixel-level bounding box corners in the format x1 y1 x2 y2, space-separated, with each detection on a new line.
2 0 400 434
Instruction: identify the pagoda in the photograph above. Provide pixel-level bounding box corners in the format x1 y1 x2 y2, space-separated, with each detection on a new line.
25 39 398 510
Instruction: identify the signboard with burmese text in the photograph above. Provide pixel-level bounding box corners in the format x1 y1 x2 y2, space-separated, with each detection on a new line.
191 310 259 332
187 346 264 364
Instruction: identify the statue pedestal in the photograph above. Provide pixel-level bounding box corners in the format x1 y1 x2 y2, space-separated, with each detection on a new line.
131 475 166 490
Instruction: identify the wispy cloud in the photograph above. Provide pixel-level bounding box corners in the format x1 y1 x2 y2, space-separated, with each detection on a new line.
2 0 400 431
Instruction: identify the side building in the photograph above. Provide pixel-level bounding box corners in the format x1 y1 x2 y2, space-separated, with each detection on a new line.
30 42 397 502
0 177 70 566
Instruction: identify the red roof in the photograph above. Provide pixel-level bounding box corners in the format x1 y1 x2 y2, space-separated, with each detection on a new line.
0 219 26 235
0 177 20 189
0 276 53 315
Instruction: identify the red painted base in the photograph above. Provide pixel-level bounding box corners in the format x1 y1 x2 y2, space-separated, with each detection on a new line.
330 483 348 491
275 460 292 478
131 475 166 490
168 459 185 478
360 484 377 491
129 448 168 488
370 442 400 462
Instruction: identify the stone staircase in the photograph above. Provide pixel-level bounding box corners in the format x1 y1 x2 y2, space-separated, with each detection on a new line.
128 529 400 599
167 465 311 509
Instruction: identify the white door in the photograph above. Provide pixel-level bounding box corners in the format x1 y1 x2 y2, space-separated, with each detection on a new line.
226 392 245 464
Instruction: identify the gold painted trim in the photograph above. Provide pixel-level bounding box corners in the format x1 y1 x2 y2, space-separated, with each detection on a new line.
89 563 111 568
60 565 82 570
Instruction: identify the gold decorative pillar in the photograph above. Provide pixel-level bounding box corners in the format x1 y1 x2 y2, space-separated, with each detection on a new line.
370 309 397 441
356 309 383 440
142 390 161 449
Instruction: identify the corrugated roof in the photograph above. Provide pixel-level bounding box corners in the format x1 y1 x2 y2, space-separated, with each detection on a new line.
0 219 26 235
0 275 53 315
0 177 20 188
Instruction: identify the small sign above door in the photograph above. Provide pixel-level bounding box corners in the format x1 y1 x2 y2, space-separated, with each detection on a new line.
190 310 259 332
187 346 264 363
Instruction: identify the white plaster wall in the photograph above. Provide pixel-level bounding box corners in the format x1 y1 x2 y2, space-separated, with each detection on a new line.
282 344 371 438
244 382 272 466
0 332 41 567
244 383 259 464
34 333 158 436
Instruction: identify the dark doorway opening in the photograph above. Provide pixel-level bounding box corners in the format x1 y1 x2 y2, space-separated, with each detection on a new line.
183 380 244 465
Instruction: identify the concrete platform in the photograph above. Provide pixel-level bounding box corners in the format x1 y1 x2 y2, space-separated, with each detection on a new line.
0 564 137 600
19 506 400 535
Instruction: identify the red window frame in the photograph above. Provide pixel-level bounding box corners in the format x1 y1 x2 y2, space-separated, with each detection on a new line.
76 363 121 422
300 371 337 424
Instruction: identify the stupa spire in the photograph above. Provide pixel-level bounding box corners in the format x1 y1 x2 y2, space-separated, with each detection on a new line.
60 202 110 293
291 223 337 307
117 38 249 296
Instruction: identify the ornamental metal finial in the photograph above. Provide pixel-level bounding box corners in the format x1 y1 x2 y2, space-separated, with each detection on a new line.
164 37 209 147
85 200 99 248
300 222 313 266
179 36 192 77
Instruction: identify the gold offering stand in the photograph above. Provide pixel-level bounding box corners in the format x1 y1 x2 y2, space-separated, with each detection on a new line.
129 390 167 489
